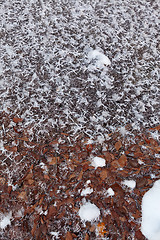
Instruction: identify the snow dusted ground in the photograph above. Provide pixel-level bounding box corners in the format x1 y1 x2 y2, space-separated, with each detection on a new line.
0 0 159 142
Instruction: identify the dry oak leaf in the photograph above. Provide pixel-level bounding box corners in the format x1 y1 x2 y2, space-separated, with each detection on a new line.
18 191 27 200
149 124 160 131
48 157 59 165
118 154 127 167
111 160 120 168
4 145 17 152
97 222 107 237
13 117 23 123
100 169 109 180
65 231 73 240
84 233 90 240
115 140 122 151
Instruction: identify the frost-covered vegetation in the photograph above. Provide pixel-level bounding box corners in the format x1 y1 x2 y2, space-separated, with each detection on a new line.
0 0 159 141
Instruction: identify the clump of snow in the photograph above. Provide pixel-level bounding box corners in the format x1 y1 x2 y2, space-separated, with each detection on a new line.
141 179 160 240
122 180 136 189
87 49 111 69
0 211 12 230
81 187 93 196
106 187 115 197
138 159 144 165
78 202 100 222
91 156 106 169
50 231 59 239
0 141 4 151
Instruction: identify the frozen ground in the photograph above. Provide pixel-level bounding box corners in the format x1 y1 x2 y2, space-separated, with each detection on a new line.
0 0 159 142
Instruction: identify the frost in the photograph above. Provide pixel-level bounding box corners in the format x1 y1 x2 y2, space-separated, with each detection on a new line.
0 212 12 230
87 49 111 69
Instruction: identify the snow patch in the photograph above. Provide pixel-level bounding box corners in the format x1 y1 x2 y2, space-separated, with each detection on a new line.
0 211 12 230
78 202 100 222
122 180 136 189
87 49 111 69
81 187 93 196
50 231 59 239
141 179 160 240
91 156 106 169
106 188 115 197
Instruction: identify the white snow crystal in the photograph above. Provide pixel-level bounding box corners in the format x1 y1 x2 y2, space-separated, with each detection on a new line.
141 179 160 240
106 188 115 196
81 187 93 196
78 202 100 221
91 156 106 169
0 212 12 230
122 180 136 189
50 231 59 239
88 49 111 69
0 141 4 151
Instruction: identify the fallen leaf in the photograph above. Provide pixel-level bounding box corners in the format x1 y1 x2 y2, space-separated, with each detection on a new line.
13 117 23 123
18 136 29 141
4 146 17 152
97 222 107 237
100 169 109 180
44 174 50 180
65 231 73 240
115 140 122 151
111 160 120 168
18 191 26 200
149 124 160 131
48 157 59 165
118 154 127 167
0 177 5 185
84 233 90 240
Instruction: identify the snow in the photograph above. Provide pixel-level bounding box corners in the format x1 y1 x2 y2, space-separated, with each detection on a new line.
50 231 59 239
122 180 136 189
91 156 106 169
87 49 111 69
106 188 115 197
0 212 12 230
81 187 93 196
141 179 160 240
78 202 100 222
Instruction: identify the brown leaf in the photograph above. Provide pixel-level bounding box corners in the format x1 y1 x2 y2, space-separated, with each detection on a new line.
115 140 122 151
48 157 59 165
77 170 83 180
69 173 76 180
47 206 56 218
100 169 109 180
136 178 148 188
84 233 90 240
4 146 17 152
118 154 127 167
149 124 160 131
97 222 107 237
111 160 120 168
28 179 34 185
18 136 29 141
13 117 23 123
0 177 5 185
44 174 50 180
65 231 73 240
18 191 26 200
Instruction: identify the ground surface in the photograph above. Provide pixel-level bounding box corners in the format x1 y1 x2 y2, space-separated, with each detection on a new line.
0 0 160 239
